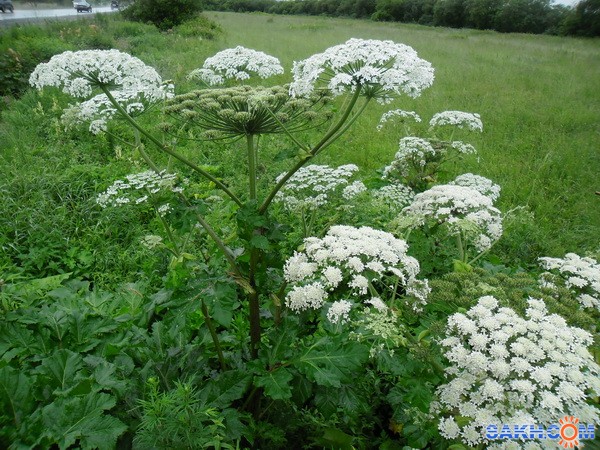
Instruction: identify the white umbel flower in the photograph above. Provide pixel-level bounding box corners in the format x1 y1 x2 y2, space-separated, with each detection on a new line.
188 46 284 85
429 111 483 132
290 38 434 103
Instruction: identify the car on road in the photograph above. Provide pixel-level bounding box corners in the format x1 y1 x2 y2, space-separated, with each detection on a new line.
0 0 14 13
73 0 92 12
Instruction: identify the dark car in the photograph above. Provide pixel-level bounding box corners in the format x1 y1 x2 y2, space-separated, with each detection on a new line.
0 0 14 13
73 0 92 12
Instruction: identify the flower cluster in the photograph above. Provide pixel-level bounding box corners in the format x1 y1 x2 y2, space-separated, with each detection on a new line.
539 253 600 311
29 50 166 99
97 170 185 209
429 110 483 132
376 109 422 131
372 183 415 210
165 85 328 138
397 184 503 253
383 137 439 180
283 225 430 320
433 296 600 448
188 46 284 85
449 173 501 202
274 164 365 212
290 38 434 103
62 85 174 134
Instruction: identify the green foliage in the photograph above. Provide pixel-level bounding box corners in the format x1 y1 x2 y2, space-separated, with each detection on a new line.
122 0 204 30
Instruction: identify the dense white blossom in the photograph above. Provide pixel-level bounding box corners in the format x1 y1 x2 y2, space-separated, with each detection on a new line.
449 173 501 202
377 109 422 130
398 184 503 253
140 235 163 250
429 111 483 132
29 50 166 99
539 253 600 311
290 38 434 103
188 46 284 85
327 300 353 324
97 170 185 208
433 296 600 448
283 225 430 318
274 164 362 212
372 183 415 210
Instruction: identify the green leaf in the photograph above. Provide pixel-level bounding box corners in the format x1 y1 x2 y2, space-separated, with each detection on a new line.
35 349 85 396
250 234 271 251
200 370 252 408
294 337 369 388
0 366 34 431
255 367 293 400
41 392 127 450
453 259 473 273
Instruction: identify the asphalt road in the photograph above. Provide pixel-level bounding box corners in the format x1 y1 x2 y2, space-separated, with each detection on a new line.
0 5 116 25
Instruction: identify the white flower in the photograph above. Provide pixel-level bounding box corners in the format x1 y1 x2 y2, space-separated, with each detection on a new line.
274 164 361 212
399 184 503 253
140 234 163 249
434 296 600 447
449 173 501 202
383 137 437 179
188 46 284 85
283 225 430 316
326 300 352 324
377 109 422 130
290 38 434 103
429 111 483 132
96 170 182 208
30 49 166 99
538 253 600 311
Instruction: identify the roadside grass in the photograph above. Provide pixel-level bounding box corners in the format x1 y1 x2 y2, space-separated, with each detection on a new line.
1 11 599 286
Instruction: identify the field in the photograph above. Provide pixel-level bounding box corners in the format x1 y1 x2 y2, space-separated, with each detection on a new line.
0 11 599 449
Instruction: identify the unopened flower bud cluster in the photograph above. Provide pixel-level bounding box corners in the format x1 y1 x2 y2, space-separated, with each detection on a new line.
538 252 600 311
283 225 430 322
433 296 600 447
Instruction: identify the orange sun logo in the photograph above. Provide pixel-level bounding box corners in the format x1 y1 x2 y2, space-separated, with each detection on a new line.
558 416 580 449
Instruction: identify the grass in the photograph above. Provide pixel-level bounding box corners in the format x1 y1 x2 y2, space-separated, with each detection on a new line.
1 11 599 284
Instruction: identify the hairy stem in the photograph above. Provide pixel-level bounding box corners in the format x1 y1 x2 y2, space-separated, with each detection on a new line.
201 298 227 372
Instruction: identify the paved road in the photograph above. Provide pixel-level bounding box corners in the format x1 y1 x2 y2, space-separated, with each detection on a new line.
0 6 116 24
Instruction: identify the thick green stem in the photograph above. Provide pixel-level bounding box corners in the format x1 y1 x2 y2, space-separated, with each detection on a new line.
259 86 364 214
201 298 227 372
456 232 466 263
248 247 261 359
246 134 257 201
100 87 242 207
156 212 180 257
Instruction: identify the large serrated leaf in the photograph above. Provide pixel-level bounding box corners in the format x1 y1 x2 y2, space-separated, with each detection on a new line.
41 392 127 450
0 366 34 431
35 349 85 396
255 367 293 400
294 337 369 387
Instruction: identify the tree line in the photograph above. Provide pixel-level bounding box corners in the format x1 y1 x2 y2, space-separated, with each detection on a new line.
203 0 600 37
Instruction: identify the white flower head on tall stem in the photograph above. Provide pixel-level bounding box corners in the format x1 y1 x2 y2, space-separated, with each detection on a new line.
429 111 483 132
29 49 167 99
188 46 284 85
383 137 438 179
433 296 600 447
290 38 434 103
377 109 422 131
539 253 600 311
283 225 430 318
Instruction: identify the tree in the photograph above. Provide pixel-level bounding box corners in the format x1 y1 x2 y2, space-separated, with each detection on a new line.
433 0 467 28
465 0 502 29
494 0 553 34
561 0 600 36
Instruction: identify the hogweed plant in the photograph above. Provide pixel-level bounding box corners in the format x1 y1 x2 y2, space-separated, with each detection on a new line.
27 39 599 448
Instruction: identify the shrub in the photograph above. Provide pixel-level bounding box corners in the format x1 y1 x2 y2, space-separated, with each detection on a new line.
122 0 204 30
